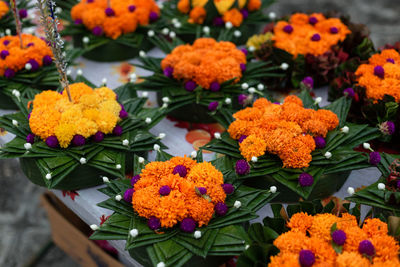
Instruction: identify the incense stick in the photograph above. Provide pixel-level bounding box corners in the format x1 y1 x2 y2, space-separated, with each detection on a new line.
9 0 23 48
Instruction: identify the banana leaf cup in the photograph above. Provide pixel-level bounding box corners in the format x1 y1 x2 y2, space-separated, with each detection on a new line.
236 200 400 267
202 90 381 202
247 12 373 91
57 0 161 62
0 0 34 33
346 153 400 217
159 0 274 45
135 35 282 123
90 150 278 267
0 77 166 190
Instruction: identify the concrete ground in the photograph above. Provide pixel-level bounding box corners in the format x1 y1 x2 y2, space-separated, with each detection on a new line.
0 0 398 266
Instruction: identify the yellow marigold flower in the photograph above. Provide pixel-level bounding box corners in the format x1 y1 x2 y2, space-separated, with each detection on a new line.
336 252 371 267
287 212 314 232
60 105 83 125
99 99 121 117
79 94 101 109
191 0 208 7
63 83 93 103
239 134 267 161
75 118 98 138
55 123 75 148
95 110 118 134
83 108 99 121
29 107 61 139
32 91 63 109
94 87 117 101
246 33 274 50
214 0 235 14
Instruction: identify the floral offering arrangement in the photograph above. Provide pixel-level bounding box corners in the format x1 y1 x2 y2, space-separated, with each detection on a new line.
347 153 400 214
160 0 272 44
137 37 281 123
204 91 381 201
90 151 277 267
330 49 400 148
0 80 165 190
59 0 161 61
248 12 373 89
0 0 33 32
237 200 400 267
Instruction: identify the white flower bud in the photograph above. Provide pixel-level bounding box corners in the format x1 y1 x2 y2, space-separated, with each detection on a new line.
145 117 152 124
153 144 160 151
248 87 256 94
90 224 99 231
314 97 322 104
268 12 276 20
82 36 90 44
194 231 202 239
251 156 258 163
172 18 178 24
79 157 87 164
122 139 129 146
347 187 355 196
174 22 181 28
147 30 155 37
203 26 210 34
341 126 349 133
142 91 149 98
162 103 168 108
162 97 170 103
257 84 264 90
214 132 221 139
12 89 20 98
156 262 165 267
377 183 386 190
130 73 137 83
129 229 139 237
115 195 122 201
116 164 122 170
324 152 332 159
245 244 250 250
225 22 233 29
234 200 242 209
55 7 62 14
161 28 169 35
138 157 145 163
169 31 176 39
269 186 277 193
248 46 256 52
25 63 32 70
225 98 232 105
102 176 110 183
139 50 147 58
12 120 18 126
191 151 197 158
66 69 72 76
45 173 52 180
76 69 83 76
101 78 107 85
5 29 11 35
241 83 249 90
158 133 166 139
280 62 289 70
234 30 242 37
363 143 371 150
24 143 32 150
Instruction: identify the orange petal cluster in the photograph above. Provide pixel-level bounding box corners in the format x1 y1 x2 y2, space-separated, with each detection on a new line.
228 96 339 168
71 0 160 39
29 83 121 148
177 0 261 26
132 157 227 228
0 1 9 19
269 213 400 267
355 49 400 102
161 38 246 89
272 13 351 57
0 34 53 76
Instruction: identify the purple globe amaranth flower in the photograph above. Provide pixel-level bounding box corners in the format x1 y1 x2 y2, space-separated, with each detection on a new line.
343 87 355 98
213 17 224 26
397 180 400 190
311 33 321 41
93 131 105 142
149 11 159 22
148 216 161 230
46 136 59 148
235 159 250 175
123 188 134 203
379 121 395 135
159 185 171 196
27 42 35 47
214 202 228 216
374 65 385 78
241 48 248 56
4 68 15 79
208 101 219 111
222 183 234 194
105 7 115 16
184 80 197 92
74 19 83 25
1 50 9 59
283 24 293 33
386 58 395 64
128 5 136 12
113 125 123 136
309 16 318 25
27 112 31 119
358 240 375 256
27 59 39 71
314 136 326 149
72 134 86 146
240 9 249 19
330 27 339 34
369 152 381 165
302 76 314 89
238 94 247 105
180 217 196 233
18 9 28 19
26 133 35 144
163 66 174 78
131 174 140 186
238 135 247 143
332 230 346 245
196 187 207 195
119 108 128 119
299 172 314 187
299 250 315 267
92 26 103 36
173 165 187 177
240 63 246 72
87 0 94 2
3 40 10 46
210 82 221 92
43 55 53 66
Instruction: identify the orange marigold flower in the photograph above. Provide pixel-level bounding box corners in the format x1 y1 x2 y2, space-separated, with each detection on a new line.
70 0 159 39
247 0 261 12
362 218 389 237
177 0 190 13
132 158 227 228
239 134 267 161
355 49 400 102
222 8 243 27
336 252 371 267
269 253 301 267
273 230 308 253
0 1 9 19
161 38 246 89
189 6 206 24
371 235 400 262
287 212 314 232
308 213 339 242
